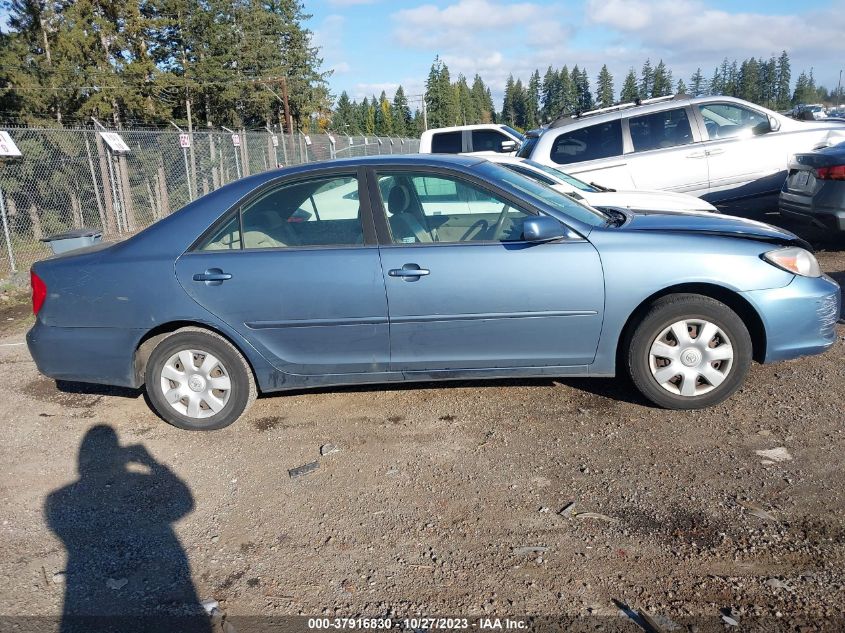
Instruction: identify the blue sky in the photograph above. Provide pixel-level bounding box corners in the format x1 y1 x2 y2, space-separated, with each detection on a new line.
307 0 845 107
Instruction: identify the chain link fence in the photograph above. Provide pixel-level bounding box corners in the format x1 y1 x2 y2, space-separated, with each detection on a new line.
0 127 420 276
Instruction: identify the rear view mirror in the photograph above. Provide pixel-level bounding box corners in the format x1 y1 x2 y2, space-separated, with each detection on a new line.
523 216 567 242
769 116 781 132
500 140 518 153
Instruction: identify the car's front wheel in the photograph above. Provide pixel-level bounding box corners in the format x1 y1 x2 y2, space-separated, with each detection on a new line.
145 328 256 430
627 294 752 409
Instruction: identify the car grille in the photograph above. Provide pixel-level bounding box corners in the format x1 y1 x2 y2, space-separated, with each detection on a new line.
817 293 840 340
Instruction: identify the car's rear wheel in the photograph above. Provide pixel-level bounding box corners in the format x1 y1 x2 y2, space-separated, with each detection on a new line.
627 294 752 409
145 329 255 430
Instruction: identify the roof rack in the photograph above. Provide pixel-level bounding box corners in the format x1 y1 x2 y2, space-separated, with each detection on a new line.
548 93 690 129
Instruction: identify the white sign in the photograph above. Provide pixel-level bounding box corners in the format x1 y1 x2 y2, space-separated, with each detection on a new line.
363 137 368 145
0 131 22 158
99 132 130 154
303 135 312 146
179 133 190 148
347 137 353 146
271 135 279 147
327 134 335 145
231 134 241 147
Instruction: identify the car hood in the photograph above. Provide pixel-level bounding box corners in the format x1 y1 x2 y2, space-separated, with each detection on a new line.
576 188 716 213
617 211 809 248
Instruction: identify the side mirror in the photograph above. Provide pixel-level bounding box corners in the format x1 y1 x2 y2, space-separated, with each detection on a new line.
769 116 781 132
523 216 567 242
500 139 518 153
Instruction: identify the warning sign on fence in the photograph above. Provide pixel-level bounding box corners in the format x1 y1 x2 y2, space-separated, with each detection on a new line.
99 132 130 154
0 131 22 158
231 134 241 147
179 133 190 148
303 135 312 146
271 135 279 147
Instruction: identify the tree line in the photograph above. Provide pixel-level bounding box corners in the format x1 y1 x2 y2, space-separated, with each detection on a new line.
420 51 842 133
0 0 330 130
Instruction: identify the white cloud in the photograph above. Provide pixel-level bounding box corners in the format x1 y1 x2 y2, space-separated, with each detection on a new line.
392 0 551 52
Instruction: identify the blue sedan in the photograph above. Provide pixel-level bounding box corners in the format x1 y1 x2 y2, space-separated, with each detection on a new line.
27 155 840 430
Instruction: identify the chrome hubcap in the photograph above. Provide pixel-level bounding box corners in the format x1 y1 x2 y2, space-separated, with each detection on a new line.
160 349 231 419
648 319 734 397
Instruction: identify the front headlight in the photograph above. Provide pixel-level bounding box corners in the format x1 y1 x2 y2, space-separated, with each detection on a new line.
763 246 821 277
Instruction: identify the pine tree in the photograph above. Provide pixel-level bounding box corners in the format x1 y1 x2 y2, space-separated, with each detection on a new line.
776 51 791 110
512 78 527 128
333 91 355 133
526 70 541 129
690 68 704 96
454 74 474 125
652 60 672 97
392 85 411 136
541 66 558 121
676 78 687 95
559 66 576 115
640 59 654 99
425 56 456 129
739 58 760 103
709 67 722 95
620 68 638 102
502 74 516 125
375 90 393 135
596 64 614 108
470 74 494 123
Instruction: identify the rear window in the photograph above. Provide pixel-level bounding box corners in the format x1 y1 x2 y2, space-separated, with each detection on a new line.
550 120 623 165
628 108 693 152
431 131 462 153
471 129 509 152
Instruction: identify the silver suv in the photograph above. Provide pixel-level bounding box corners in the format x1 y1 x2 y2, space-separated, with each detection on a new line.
520 95 845 214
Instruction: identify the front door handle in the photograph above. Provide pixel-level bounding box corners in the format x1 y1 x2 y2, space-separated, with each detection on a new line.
685 151 706 159
706 148 725 156
388 264 430 280
193 268 232 285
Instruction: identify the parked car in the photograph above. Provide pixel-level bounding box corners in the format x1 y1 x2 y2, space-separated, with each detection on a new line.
780 141 845 231
519 95 845 215
27 155 839 430
484 155 718 214
420 124 523 155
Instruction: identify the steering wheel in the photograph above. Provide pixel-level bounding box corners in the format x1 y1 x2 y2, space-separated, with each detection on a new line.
459 219 489 241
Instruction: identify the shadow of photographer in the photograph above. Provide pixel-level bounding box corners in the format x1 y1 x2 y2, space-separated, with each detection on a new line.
45 425 211 632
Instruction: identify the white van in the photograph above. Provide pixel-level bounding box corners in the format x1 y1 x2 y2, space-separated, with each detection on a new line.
419 124 523 155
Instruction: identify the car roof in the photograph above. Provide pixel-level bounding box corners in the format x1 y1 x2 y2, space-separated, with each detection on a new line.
421 124 507 136
279 153 486 174
542 94 774 133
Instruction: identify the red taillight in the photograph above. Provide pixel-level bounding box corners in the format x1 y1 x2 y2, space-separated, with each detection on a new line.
31 270 46 315
815 165 845 180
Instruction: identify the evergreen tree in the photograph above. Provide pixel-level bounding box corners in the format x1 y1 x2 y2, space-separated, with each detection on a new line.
333 91 356 133
526 69 541 129
375 90 393 135
453 74 474 125
541 65 559 121
470 74 494 123
502 74 516 125
708 66 722 95
676 78 687 95
739 58 760 103
512 78 527 128
596 64 614 108
652 60 672 97
424 55 457 128
776 51 791 110
392 85 411 136
559 65 576 115
620 68 638 102
690 68 704 96
640 59 654 99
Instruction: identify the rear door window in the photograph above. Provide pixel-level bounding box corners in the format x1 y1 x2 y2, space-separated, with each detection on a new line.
471 129 510 152
431 131 462 153
628 108 694 152
550 120 623 165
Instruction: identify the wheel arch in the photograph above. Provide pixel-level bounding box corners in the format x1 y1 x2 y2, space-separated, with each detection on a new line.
133 321 261 390
616 283 767 367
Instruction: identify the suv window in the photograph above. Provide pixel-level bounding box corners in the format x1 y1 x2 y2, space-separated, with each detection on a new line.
471 129 509 152
431 131 462 153
629 107 693 151
698 103 768 140
550 120 623 165
376 171 534 244
198 175 363 250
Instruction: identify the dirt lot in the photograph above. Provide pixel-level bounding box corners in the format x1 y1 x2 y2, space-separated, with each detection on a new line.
0 243 844 632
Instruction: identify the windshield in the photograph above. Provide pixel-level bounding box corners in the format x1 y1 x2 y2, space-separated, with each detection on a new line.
500 125 525 142
522 160 597 192
516 134 539 158
476 161 609 227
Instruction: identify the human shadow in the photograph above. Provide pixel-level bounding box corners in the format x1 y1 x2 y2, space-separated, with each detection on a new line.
44 425 210 633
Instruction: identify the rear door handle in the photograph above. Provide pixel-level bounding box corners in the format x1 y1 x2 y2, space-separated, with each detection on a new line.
193 268 232 285
706 148 725 156
685 151 706 159
388 264 430 279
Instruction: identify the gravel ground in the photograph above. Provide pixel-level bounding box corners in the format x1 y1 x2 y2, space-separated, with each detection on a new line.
0 228 844 632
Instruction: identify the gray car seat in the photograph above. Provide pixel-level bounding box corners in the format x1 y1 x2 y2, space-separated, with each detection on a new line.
387 184 434 243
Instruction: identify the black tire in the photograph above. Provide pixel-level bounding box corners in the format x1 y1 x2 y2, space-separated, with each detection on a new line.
626 294 752 409
145 328 256 430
